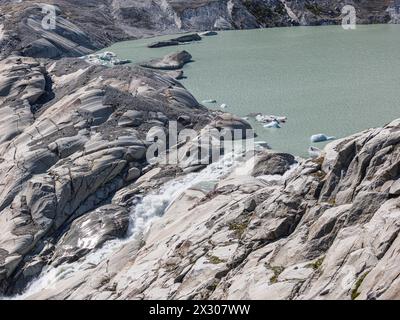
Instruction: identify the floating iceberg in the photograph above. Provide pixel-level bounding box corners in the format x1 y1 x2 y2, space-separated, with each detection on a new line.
264 120 281 129
202 99 217 104
254 114 287 124
310 134 336 143
82 52 131 67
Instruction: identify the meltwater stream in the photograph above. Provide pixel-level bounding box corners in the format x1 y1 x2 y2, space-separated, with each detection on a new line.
14 152 248 299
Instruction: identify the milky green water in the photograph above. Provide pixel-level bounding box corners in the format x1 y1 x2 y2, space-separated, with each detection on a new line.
103 25 400 156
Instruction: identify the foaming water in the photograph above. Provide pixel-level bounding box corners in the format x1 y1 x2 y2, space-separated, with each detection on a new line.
12 151 251 299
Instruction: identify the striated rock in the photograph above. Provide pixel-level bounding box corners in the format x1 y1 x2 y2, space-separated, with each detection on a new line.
0 0 399 302
214 17 233 30
14 119 400 301
118 110 144 127
0 54 210 295
51 205 130 267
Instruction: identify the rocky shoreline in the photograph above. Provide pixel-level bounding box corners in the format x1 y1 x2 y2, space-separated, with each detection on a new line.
0 37 256 297
1 1 398 60
0 0 399 300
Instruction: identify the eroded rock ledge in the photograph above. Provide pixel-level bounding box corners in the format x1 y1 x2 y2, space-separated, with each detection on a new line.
36 118 397 300
0 0 399 301
0 54 216 294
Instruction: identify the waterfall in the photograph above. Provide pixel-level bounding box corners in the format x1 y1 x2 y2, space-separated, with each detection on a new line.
12 151 251 299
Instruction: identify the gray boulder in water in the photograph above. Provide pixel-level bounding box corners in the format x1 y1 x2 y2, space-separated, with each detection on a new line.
140 51 193 70
148 40 180 48
252 152 296 176
171 34 202 43
308 146 323 158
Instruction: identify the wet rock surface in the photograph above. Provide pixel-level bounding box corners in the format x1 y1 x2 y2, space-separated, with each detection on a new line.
0 54 213 295
3 111 398 300
0 0 399 301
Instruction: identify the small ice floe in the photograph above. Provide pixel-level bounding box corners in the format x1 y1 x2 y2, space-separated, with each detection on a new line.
255 114 287 124
310 134 336 143
220 103 228 109
99 51 116 61
202 99 217 104
255 141 270 149
199 31 218 36
264 120 281 129
252 113 288 129
308 146 323 159
82 51 131 67
276 116 287 123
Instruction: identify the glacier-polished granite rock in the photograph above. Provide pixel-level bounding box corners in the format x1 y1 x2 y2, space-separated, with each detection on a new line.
0 54 213 295
5 116 399 300
0 0 399 301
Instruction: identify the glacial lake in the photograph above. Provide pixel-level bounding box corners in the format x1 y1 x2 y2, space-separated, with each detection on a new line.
102 25 400 156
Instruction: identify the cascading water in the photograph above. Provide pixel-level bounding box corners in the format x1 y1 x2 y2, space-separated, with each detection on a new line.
12 151 251 299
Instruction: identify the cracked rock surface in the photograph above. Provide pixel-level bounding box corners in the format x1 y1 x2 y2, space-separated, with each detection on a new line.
4 117 399 300
0 0 399 301
0 54 214 295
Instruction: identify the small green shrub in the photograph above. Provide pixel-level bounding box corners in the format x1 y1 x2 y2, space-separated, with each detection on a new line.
307 257 325 270
208 255 225 265
351 272 369 300
229 221 249 238
267 265 285 284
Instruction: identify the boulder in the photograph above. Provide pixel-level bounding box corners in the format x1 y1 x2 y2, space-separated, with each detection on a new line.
252 152 296 176
171 34 202 43
148 40 180 48
118 110 144 127
210 113 254 139
51 205 130 267
140 51 192 70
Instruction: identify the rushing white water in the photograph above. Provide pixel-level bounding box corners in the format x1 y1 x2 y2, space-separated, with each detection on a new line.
14 151 251 299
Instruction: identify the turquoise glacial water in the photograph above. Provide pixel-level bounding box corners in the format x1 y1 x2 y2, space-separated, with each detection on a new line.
103 25 400 156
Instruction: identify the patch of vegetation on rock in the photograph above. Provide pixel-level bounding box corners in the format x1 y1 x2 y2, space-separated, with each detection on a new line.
266 264 285 284
208 255 225 265
351 272 369 300
307 256 325 270
228 220 249 238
